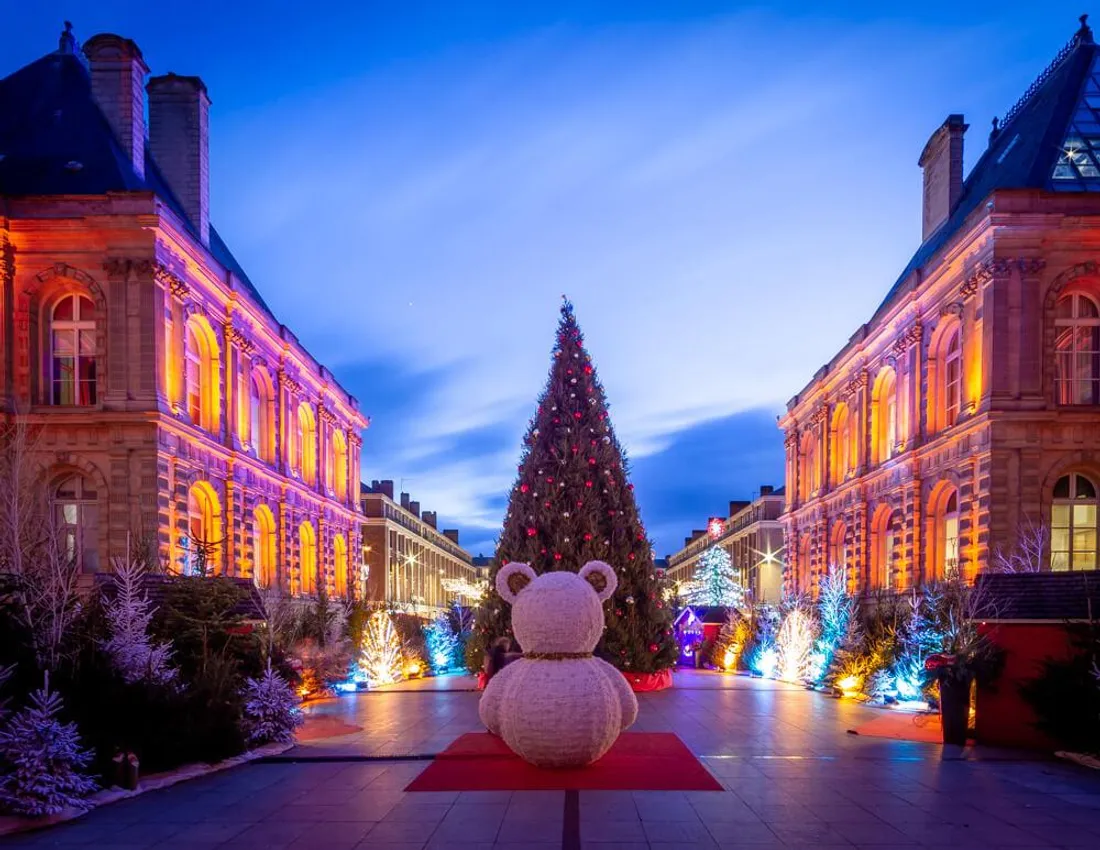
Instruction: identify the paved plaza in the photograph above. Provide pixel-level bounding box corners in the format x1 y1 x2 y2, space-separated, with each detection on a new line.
2 671 1098 849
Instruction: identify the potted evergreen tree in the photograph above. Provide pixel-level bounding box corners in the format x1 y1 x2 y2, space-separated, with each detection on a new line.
923 579 1003 746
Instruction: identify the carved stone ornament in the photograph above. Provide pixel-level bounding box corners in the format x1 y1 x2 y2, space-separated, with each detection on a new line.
890 319 923 357
153 262 190 300
882 355 898 372
962 257 1046 299
940 300 964 318
103 257 153 278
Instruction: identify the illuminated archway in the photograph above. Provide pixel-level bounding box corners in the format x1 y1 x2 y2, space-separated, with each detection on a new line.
299 521 317 595
871 367 898 464
186 481 222 575
333 533 348 597
184 316 220 433
253 504 277 587
928 483 961 581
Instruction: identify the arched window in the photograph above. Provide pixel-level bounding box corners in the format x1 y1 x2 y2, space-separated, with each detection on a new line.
1055 292 1100 405
253 505 277 588
1051 473 1098 571
797 535 811 595
185 320 219 432
831 404 852 485
297 404 317 485
930 486 961 580
799 432 818 501
186 482 221 575
830 520 851 592
249 372 274 462
944 329 962 428
871 508 899 590
49 294 97 405
237 366 251 448
332 431 348 501
54 473 99 573
872 368 898 464
333 533 348 598
299 521 317 595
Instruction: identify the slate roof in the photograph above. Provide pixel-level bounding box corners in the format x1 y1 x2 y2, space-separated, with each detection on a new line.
0 47 275 321
873 18 1100 321
975 572 1100 622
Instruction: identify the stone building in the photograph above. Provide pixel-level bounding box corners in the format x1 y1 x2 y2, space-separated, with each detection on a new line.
779 18 1100 596
0 27 367 595
667 486 785 603
360 481 477 616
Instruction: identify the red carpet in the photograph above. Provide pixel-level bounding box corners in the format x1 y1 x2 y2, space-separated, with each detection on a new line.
405 732 722 792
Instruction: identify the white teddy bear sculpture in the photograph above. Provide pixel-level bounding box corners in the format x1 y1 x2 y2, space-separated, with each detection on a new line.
478 560 639 767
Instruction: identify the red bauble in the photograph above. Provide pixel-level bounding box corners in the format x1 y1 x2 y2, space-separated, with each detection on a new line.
636 533 644 541
628 553 635 560
520 484 529 493
585 481 593 488
584 365 593 374
627 484 634 491
547 476 554 483
588 457 596 465
526 527 536 537
544 501 551 508
584 533 592 541
656 602 663 609
648 643 659 653
573 412 582 420
553 552 563 561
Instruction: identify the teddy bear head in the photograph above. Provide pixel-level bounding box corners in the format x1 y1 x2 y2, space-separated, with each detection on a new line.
495 561 616 654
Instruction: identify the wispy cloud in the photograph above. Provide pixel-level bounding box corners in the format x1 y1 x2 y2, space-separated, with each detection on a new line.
208 11 1009 554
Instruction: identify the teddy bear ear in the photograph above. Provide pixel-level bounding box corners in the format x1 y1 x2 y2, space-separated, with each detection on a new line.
579 560 617 602
496 562 537 604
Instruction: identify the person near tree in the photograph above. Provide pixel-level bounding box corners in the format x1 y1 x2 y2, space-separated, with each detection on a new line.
475 298 677 688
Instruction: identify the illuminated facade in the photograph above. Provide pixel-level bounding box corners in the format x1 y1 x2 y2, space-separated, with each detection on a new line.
667 487 785 603
780 19 1100 596
360 481 477 616
0 29 367 595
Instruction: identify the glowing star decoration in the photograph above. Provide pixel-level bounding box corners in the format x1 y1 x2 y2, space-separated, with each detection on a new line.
359 611 404 687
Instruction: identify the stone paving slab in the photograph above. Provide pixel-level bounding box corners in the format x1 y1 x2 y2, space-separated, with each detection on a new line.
1 671 1097 849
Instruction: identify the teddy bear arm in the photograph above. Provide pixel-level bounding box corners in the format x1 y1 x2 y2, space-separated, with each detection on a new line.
596 658 638 731
478 662 520 735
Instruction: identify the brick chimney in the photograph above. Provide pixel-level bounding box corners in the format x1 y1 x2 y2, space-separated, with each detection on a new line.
443 529 460 544
378 480 394 499
83 34 148 180
760 485 774 496
408 501 420 518
147 73 211 245
422 511 437 529
919 114 967 241
400 492 410 510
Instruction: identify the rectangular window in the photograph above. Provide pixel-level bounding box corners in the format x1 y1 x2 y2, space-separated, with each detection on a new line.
1052 504 1072 571
944 516 959 577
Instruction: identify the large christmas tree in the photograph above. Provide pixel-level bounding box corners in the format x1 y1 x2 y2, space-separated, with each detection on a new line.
478 299 677 675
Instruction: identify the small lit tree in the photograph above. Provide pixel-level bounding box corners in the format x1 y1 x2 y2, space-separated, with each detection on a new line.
241 661 303 745
689 545 745 609
775 605 817 683
359 610 403 686
811 565 854 684
0 673 97 816
102 558 176 685
425 613 460 673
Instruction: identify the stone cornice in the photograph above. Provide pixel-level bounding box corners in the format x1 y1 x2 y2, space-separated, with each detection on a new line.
154 262 190 300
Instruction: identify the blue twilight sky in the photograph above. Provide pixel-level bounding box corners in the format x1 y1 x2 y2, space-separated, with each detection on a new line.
4 2 1069 557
